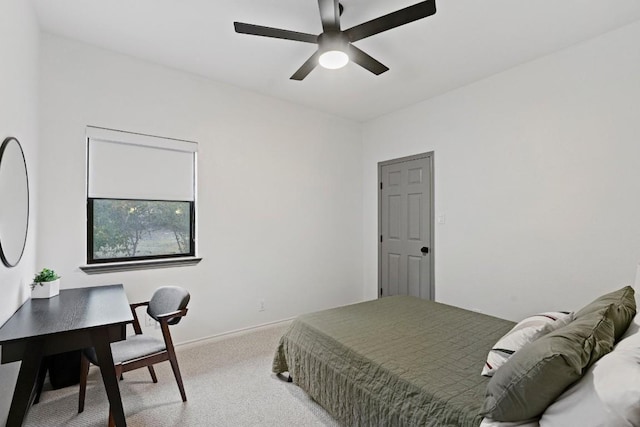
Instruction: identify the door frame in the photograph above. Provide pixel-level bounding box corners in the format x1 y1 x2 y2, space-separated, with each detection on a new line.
378 151 435 299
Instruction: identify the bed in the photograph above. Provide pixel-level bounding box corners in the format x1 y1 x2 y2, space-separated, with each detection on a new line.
273 285 639 427
272 296 515 426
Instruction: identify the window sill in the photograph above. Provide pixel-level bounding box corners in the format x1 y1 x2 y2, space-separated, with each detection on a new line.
80 257 202 274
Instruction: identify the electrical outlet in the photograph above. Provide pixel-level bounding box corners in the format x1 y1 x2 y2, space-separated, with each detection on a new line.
259 300 265 312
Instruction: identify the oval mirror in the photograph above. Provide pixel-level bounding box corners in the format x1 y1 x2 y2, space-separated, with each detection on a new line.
0 137 29 267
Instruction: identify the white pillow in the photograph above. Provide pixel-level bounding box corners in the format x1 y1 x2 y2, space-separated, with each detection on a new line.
481 311 573 376
539 341 640 426
480 418 539 427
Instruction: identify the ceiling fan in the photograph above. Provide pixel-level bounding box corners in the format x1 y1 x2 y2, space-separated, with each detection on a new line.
234 0 437 81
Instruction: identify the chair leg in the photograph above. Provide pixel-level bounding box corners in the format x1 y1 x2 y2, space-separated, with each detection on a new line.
114 365 123 381
78 354 90 413
108 408 115 427
167 352 187 402
147 365 158 383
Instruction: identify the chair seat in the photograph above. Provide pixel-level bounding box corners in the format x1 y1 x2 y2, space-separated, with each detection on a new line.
85 335 166 365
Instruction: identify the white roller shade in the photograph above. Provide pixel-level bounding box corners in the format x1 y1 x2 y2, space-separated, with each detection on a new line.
87 127 197 201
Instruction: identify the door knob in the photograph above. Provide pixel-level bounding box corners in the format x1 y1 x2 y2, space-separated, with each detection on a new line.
421 247 429 254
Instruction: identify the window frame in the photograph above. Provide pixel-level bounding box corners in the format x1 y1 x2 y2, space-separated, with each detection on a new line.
86 197 196 264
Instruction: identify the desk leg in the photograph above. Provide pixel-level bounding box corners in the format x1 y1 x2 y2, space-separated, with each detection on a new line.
7 341 42 427
91 329 127 427
33 357 49 404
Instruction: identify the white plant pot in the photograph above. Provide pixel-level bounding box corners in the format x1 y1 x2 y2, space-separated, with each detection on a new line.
31 278 60 299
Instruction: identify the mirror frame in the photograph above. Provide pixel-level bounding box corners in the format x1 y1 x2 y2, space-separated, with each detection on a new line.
0 137 30 268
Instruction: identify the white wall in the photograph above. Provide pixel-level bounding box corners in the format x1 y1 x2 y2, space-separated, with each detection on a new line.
363 21 640 320
38 35 364 344
0 0 40 420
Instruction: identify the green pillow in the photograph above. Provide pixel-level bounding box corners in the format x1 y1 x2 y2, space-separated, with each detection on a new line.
480 307 615 421
574 285 636 340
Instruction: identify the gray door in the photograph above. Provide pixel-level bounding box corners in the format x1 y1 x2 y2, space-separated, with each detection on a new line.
379 153 433 299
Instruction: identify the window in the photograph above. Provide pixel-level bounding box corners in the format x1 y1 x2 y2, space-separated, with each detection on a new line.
86 127 197 265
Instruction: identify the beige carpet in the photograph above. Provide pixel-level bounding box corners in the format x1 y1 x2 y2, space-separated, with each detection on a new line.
24 323 340 426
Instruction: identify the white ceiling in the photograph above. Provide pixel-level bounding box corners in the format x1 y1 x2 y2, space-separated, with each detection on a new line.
31 0 640 122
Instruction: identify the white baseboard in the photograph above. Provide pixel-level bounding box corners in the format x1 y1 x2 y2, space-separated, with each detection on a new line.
176 317 294 350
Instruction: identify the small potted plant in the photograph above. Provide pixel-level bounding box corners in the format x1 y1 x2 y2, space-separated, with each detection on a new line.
31 268 61 299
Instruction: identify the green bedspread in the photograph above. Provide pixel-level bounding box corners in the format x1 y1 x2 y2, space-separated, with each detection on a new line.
273 296 515 427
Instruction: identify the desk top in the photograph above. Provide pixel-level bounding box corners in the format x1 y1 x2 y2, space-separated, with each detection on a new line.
0 284 133 345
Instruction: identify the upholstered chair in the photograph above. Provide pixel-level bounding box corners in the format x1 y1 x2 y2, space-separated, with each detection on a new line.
78 286 190 423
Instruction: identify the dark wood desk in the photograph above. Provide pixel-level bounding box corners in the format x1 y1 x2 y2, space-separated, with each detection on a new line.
0 284 133 427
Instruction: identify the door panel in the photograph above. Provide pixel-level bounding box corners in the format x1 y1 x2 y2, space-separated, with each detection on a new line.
388 195 401 240
379 155 433 300
408 167 423 184
388 253 401 296
389 170 401 186
408 256 421 296
408 193 422 240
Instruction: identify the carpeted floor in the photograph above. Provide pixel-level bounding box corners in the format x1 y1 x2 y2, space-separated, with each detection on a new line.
24 323 340 426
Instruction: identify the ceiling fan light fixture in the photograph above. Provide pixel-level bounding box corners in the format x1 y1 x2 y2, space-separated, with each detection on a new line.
235 0 437 80
318 50 349 70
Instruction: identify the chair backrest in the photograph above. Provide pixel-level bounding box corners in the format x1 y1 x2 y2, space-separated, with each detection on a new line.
147 286 190 325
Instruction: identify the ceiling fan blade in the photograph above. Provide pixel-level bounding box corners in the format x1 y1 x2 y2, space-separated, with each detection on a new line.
318 0 340 32
234 22 318 44
290 51 321 80
347 44 389 75
344 0 436 43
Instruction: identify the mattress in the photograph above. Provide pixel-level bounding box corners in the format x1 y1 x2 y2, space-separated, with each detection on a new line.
273 296 515 426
